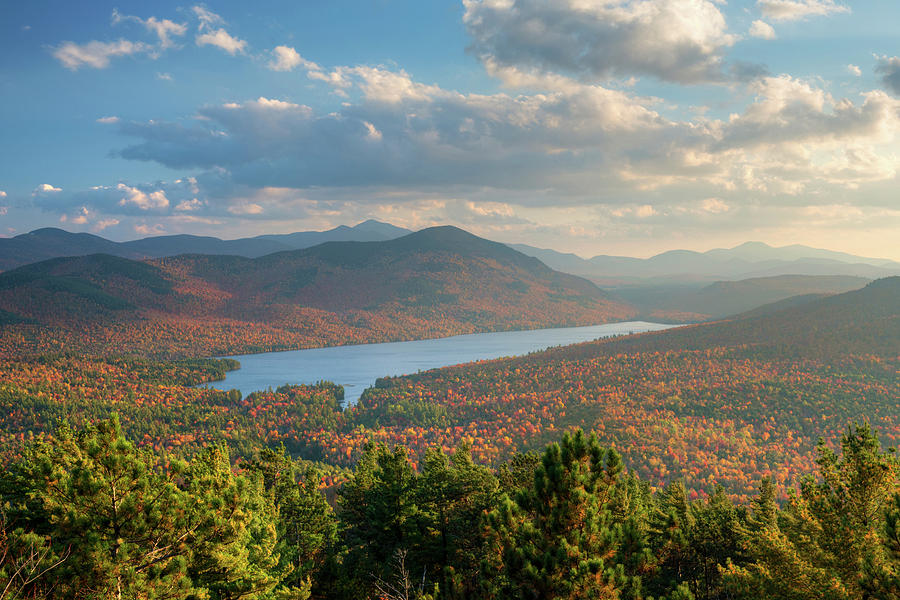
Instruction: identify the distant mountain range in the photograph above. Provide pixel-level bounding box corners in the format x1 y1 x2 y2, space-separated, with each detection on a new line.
5 222 897 284
0 226 632 356
0 220 412 271
509 241 900 282
611 274 872 322
3 222 896 326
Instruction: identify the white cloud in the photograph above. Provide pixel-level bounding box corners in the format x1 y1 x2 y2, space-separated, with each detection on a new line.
157 72 173 81
749 20 776 40
192 6 224 30
61 206 90 225
462 0 742 84
134 223 165 236
700 198 730 213
175 198 203 211
847 64 862 77
228 202 264 215
196 29 247 54
757 0 849 22
111 9 187 49
53 39 149 70
92 218 120 232
0 191 6 198
192 5 246 55
96 116 120 124
268 46 318 72
34 184 62 194
116 183 169 210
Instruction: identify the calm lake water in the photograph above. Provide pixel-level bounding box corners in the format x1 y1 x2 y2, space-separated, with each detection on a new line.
200 321 677 405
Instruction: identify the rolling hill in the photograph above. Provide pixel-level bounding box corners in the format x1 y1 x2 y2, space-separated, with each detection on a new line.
556 276 900 359
0 220 411 271
339 276 900 498
0 226 633 357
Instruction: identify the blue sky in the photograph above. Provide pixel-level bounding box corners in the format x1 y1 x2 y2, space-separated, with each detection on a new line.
1 0 899 258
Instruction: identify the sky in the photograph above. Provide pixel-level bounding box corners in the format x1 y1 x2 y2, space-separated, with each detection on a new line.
1 0 899 259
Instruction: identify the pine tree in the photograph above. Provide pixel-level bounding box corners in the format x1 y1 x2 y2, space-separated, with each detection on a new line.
13 415 196 599
724 423 900 600
182 444 284 600
241 446 337 596
414 444 498 599
337 444 420 599
482 430 627 600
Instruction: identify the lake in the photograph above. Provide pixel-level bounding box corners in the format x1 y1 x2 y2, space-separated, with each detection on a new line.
200 321 677 405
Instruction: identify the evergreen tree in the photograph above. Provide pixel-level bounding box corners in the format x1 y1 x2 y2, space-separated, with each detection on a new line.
725 423 900 600
10 415 196 599
414 444 498 599
482 430 628 599
337 444 420 599
182 444 285 600
241 446 337 596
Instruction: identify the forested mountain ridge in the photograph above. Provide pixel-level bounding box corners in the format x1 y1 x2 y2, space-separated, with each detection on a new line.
0 226 633 357
584 275 900 357
0 219 411 271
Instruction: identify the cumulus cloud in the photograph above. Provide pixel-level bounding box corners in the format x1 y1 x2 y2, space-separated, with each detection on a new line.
749 20 776 40
847 64 862 77
34 184 62 194
196 29 246 54
60 206 90 225
116 183 169 210
53 39 149 70
757 0 849 22
134 223 166 236
111 9 187 49
462 0 742 84
0 191 6 198
193 6 246 55
268 46 318 71
108 62 900 206
876 56 900 96
175 198 203 211
92 218 120 232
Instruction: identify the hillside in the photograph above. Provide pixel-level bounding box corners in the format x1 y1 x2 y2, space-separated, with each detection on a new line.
0 226 632 357
612 274 870 322
311 278 900 498
586 276 900 358
0 220 411 271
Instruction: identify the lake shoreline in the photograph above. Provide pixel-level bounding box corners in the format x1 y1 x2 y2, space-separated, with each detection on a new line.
199 320 681 405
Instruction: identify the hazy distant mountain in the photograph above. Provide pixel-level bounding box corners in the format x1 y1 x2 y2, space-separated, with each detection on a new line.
0 220 412 271
510 241 900 282
0 226 633 356
590 276 900 359
611 274 871 322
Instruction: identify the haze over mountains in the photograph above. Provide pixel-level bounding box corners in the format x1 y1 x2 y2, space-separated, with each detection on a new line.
509 241 900 283
0 220 412 271
0 226 631 356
